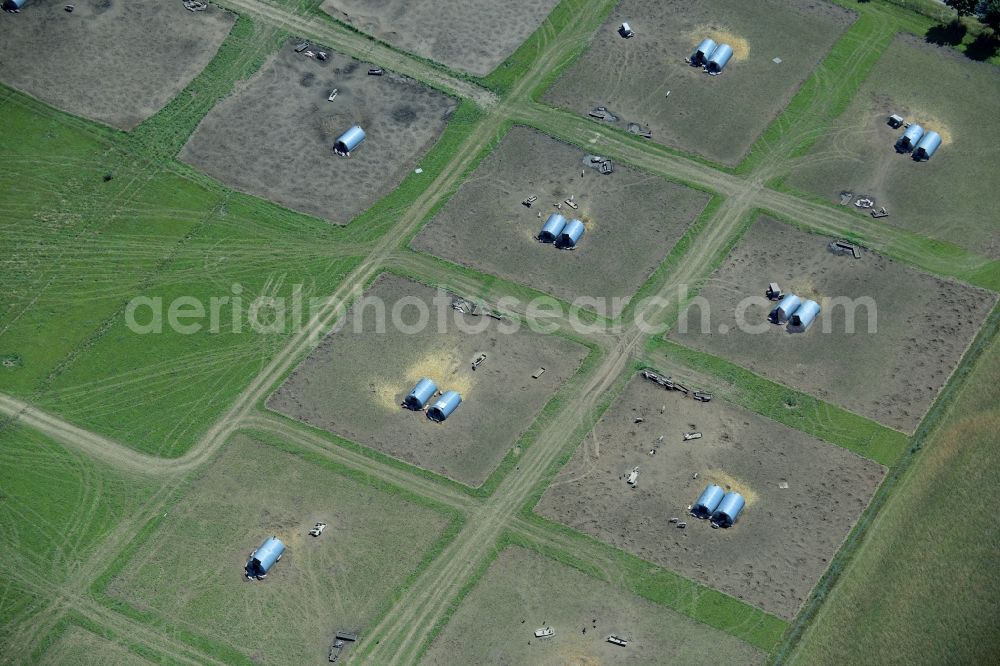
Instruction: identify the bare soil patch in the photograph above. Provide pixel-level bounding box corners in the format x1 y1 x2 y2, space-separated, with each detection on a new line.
421 546 766 665
320 0 559 77
180 40 455 224
0 0 234 130
536 374 886 620
410 126 710 316
784 34 1000 258
669 216 996 432
541 0 854 165
108 434 451 665
266 274 590 487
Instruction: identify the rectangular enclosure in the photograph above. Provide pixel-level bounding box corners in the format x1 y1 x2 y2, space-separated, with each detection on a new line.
267 274 590 486
536 373 886 620
411 126 710 316
668 216 996 432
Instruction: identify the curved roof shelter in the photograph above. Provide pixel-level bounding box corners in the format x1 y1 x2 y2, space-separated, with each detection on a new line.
404 378 438 410
691 484 726 519
913 131 941 161
896 124 924 152
2 0 29 9
691 38 718 66
770 294 802 324
706 44 734 74
334 125 366 156
247 536 285 577
789 299 821 331
556 218 586 249
427 391 462 422
538 213 567 243
711 492 745 528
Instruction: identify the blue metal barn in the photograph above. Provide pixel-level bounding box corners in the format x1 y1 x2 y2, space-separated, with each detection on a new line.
770 294 802 324
896 124 924 152
556 218 586 249
334 125 366 155
246 536 285 578
404 378 438 410
538 213 567 243
789 299 821 331
711 492 745 528
913 131 941 160
691 484 726 519
706 44 734 74
691 38 717 66
427 391 462 422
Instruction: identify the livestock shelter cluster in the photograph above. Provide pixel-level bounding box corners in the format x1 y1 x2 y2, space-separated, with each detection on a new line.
894 123 941 161
768 294 821 332
333 125 366 157
689 38 734 75
245 536 285 580
538 213 586 249
403 378 463 422
690 484 746 528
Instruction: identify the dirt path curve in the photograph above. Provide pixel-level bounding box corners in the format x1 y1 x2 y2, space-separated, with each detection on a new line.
213 0 499 110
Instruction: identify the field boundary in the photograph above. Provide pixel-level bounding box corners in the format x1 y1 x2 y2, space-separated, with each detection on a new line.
645 340 909 466
770 302 1000 663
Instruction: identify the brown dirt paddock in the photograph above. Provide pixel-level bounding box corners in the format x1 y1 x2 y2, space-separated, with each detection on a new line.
320 0 560 77
180 40 455 225
668 216 997 433
541 0 855 165
421 546 767 665
536 373 886 620
266 274 590 487
0 0 234 130
410 126 710 317
108 434 451 665
783 34 1000 258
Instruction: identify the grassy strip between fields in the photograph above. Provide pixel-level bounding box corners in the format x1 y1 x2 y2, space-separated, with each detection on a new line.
512 518 789 652
288 0 486 97
128 16 285 160
741 0 999 176
773 302 1000 664
482 0 618 98
405 533 509 664
758 197 1000 293
88 431 464 665
32 611 178 666
521 102 735 177
737 12 893 176
343 100 486 244
647 339 909 467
